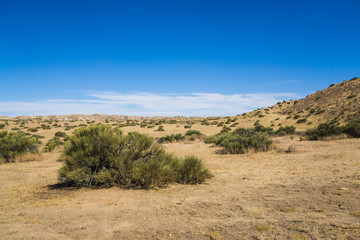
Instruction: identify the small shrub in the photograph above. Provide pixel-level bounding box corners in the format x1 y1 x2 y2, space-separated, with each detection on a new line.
296 118 307 124
347 94 357 99
158 134 185 143
230 123 239 127
185 130 202 136
176 156 213 184
315 109 325 115
254 122 273 134
0 124 4 129
305 123 343 140
205 127 273 154
220 126 231 133
0 131 39 163
201 120 210 126
343 119 360 138
55 131 67 138
275 126 296 136
43 137 64 152
155 126 165 131
58 125 212 188
184 125 192 129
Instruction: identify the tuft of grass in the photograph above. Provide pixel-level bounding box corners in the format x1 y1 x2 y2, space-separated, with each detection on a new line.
280 206 296 213
252 225 270 232
351 212 360 218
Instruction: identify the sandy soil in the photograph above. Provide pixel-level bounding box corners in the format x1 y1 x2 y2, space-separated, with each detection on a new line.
1 122 360 239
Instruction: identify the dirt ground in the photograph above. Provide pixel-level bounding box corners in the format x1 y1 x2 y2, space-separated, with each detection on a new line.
1 121 360 239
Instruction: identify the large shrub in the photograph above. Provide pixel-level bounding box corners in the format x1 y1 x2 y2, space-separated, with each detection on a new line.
205 127 273 154
0 131 39 163
59 125 212 188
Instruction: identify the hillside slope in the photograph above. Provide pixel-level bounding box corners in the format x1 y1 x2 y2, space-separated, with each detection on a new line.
245 77 360 128
281 77 360 123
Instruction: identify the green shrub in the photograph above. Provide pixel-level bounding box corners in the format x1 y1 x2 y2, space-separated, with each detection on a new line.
185 130 202 136
58 125 212 188
55 131 67 138
43 137 64 152
201 120 210 126
0 124 5 129
305 123 343 140
155 126 165 131
275 126 296 136
158 134 185 143
184 125 192 129
315 109 325 115
176 156 213 184
0 131 39 163
205 127 273 154
296 118 307 124
343 119 360 138
254 122 273 134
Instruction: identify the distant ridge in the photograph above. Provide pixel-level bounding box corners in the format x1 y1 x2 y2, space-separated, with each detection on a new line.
0 114 206 121
1 77 359 124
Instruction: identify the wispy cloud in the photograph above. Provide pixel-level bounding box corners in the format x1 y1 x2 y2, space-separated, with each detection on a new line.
0 91 299 117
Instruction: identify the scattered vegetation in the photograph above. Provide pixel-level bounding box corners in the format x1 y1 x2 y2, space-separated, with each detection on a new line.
59 125 212 188
305 119 360 140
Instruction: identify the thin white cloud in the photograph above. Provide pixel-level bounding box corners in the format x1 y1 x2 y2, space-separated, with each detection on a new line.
0 91 299 117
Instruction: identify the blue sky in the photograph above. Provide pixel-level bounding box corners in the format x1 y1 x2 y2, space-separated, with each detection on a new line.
0 0 359 116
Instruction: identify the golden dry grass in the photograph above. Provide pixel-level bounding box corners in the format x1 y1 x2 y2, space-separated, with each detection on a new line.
0 120 360 239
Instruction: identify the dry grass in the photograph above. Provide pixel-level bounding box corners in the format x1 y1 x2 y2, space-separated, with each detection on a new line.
0 119 360 239
0 153 43 164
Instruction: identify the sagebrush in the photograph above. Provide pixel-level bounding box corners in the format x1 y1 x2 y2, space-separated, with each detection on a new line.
59 125 212 188
0 131 40 163
205 127 273 154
